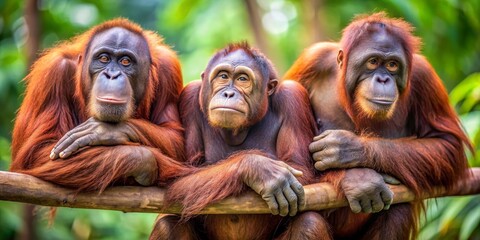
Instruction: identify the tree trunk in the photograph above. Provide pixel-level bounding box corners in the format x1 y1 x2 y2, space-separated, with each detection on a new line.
20 0 41 239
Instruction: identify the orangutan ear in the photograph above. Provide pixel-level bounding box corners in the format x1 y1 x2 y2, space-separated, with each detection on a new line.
267 79 278 96
337 50 344 69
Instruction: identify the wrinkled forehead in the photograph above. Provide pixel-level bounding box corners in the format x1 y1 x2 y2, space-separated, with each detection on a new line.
89 27 149 55
214 50 257 69
349 30 406 61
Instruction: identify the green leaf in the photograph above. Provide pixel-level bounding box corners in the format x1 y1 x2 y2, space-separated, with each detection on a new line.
419 216 441 240
439 197 473 232
460 204 480 240
450 73 480 113
0 137 11 170
460 111 480 140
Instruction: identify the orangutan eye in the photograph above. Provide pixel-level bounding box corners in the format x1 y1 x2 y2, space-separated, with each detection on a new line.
237 76 248 82
120 57 131 66
235 74 252 89
217 71 229 80
366 57 380 70
385 60 399 72
98 54 110 63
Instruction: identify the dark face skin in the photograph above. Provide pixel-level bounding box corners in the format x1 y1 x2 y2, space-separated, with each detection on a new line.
338 30 407 119
85 27 151 122
201 50 277 131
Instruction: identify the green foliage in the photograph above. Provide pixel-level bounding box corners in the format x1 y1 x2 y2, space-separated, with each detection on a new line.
0 201 22 239
33 208 157 240
0 137 12 170
157 0 254 82
0 0 479 239
0 0 26 140
460 204 480 240
419 72 480 239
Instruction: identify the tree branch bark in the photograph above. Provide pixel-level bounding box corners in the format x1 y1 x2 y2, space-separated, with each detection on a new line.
1 169 479 214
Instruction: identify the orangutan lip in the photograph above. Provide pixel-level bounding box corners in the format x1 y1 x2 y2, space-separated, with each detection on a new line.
96 96 127 104
212 107 244 114
369 99 394 105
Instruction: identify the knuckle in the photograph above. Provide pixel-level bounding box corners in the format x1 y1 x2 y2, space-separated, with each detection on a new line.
332 148 341 157
330 133 341 139
384 194 393 203
315 161 331 171
321 148 333 157
372 205 383 213
289 210 297 217
79 138 90 147
370 181 382 190
287 193 297 203
277 161 289 169
348 197 358 204
275 171 289 182
346 192 360 201
314 161 324 171
70 140 80 149
264 182 278 193
269 205 277 212
296 184 305 195
68 132 78 140
308 143 316 152
363 208 372 214
337 130 348 140
349 202 361 213
261 193 273 201
94 128 103 135
268 206 279 215
281 169 292 178
258 187 269 196
312 152 322 161
87 134 96 143
339 129 350 136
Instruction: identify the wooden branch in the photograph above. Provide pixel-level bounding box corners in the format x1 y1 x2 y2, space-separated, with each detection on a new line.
1 169 480 214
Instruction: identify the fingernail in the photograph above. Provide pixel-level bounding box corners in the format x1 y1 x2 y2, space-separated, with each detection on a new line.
50 152 56 159
59 152 65 158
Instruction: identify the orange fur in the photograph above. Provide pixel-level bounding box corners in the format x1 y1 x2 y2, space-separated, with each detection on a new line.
10 18 188 191
285 12 472 239
152 44 324 239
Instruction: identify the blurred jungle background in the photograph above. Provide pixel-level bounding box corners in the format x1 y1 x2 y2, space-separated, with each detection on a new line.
0 0 479 239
